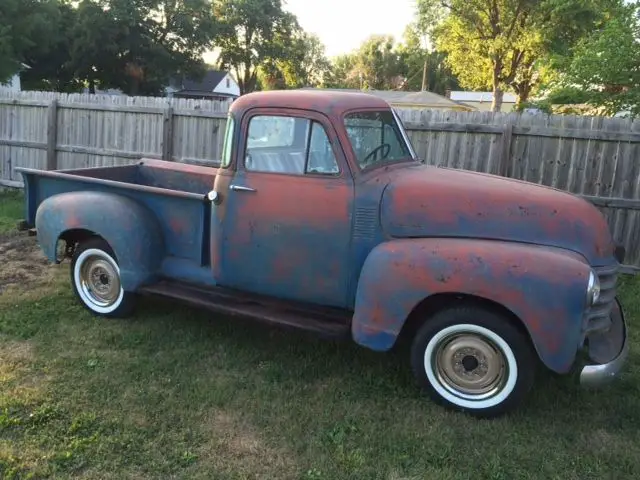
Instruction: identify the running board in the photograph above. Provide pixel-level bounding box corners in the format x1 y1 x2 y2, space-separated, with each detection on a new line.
138 280 352 339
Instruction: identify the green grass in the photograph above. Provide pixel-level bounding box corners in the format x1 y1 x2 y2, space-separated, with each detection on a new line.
1 190 640 479
0 190 24 234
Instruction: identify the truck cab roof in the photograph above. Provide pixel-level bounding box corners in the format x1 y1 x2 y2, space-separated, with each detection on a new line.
229 89 392 119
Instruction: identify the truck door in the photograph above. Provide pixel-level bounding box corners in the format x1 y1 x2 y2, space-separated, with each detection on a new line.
214 108 354 309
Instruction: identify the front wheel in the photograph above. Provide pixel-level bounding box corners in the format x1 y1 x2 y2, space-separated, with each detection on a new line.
410 306 535 418
70 238 136 318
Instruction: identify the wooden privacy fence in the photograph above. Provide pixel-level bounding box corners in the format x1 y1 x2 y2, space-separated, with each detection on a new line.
0 89 231 189
1 89 639 272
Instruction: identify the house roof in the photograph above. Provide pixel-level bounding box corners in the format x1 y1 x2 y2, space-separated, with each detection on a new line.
450 91 518 103
182 70 228 92
302 88 473 111
368 89 472 110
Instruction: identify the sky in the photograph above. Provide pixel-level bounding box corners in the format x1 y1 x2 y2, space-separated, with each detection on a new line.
283 0 418 58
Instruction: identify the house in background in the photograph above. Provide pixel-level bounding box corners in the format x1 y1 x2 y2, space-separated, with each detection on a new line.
447 91 518 112
302 87 475 112
0 63 30 92
166 69 240 101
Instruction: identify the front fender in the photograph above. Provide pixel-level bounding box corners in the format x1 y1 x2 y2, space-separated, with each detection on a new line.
35 191 165 290
352 238 592 373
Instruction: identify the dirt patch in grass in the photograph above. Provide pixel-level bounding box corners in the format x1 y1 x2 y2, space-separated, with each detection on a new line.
198 410 297 478
0 338 35 364
0 232 56 296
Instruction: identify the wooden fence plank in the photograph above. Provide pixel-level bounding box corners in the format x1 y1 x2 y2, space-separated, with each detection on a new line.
0 178 24 188
162 106 174 161
56 144 163 160
58 102 166 115
0 139 47 149
173 109 228 119
404 121 640 143
0 98 49 107
579 195 640 209
46 100 58 170
498 124 514 177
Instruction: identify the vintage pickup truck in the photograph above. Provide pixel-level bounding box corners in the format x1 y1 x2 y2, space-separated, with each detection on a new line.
17 90 628 417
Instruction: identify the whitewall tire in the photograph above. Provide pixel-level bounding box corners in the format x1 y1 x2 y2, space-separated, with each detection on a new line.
70 238 136 318
410 306 535 418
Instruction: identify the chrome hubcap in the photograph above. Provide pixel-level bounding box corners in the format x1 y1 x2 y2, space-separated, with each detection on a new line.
79 256 121 307
434 333 507 398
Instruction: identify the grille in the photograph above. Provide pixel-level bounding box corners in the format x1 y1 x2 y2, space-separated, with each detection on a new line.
583 264 619 335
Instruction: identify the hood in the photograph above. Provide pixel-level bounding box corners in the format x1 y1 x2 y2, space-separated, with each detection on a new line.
379 164 615 266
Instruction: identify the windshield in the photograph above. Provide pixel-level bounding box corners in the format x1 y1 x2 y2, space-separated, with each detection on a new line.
344 110 415 170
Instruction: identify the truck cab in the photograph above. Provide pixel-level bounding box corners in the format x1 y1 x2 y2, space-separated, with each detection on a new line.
18 90 629 418
210 91 417 308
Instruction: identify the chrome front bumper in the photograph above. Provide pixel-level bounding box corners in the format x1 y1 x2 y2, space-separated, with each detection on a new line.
579 297 629 387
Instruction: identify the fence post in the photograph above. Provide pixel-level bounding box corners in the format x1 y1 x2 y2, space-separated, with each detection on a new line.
498 123 513 177
46 99 58 170
162 106 174 161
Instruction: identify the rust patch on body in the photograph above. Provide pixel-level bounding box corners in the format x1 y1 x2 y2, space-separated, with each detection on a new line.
352 238 593 373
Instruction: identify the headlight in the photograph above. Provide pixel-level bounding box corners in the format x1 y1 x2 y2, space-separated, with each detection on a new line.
586 270 601 306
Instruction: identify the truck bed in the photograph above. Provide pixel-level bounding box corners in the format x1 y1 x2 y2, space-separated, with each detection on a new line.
17 159 219 281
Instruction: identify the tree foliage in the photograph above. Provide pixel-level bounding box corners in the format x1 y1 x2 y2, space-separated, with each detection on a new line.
418 0 616 111
396 25 459 94
13 0 217 95
259 31 330 90
213 0 299 94
19 2 80 91
279 32 331 89
0 0 59 83
323 29 459 95
559 2 640 116
79 0 217 95
322 35 405 90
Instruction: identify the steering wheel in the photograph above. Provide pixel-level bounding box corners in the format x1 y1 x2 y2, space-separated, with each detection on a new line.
362 143 391 164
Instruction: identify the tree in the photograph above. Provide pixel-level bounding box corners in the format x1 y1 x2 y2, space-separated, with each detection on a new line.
323 54 359 89
86 0 217 95
0 0 59 83
20 2 84 92
19 0 217 95
324 35 406 91
213 0 299 94
68 0 126 94
397 25 459 94
418 0 618 111
351 35 406 90
278 32 330 88
559 2 640 116
257 30 329 90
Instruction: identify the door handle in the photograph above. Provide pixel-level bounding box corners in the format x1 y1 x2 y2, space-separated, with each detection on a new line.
229 184 256 192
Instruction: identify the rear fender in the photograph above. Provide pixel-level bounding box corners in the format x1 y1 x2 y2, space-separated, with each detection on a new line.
35 191 165 290
352 238 592 373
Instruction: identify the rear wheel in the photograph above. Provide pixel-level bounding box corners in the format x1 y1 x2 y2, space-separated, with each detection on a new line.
70 238 136 318
410 306 535 418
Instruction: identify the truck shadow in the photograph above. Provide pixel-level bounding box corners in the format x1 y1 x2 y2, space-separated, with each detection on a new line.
134 294 640 434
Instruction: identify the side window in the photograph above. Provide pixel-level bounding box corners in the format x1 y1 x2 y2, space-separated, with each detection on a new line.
220 114 235 168
247 115 296 149
307 122 339 175
245 115 339 176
